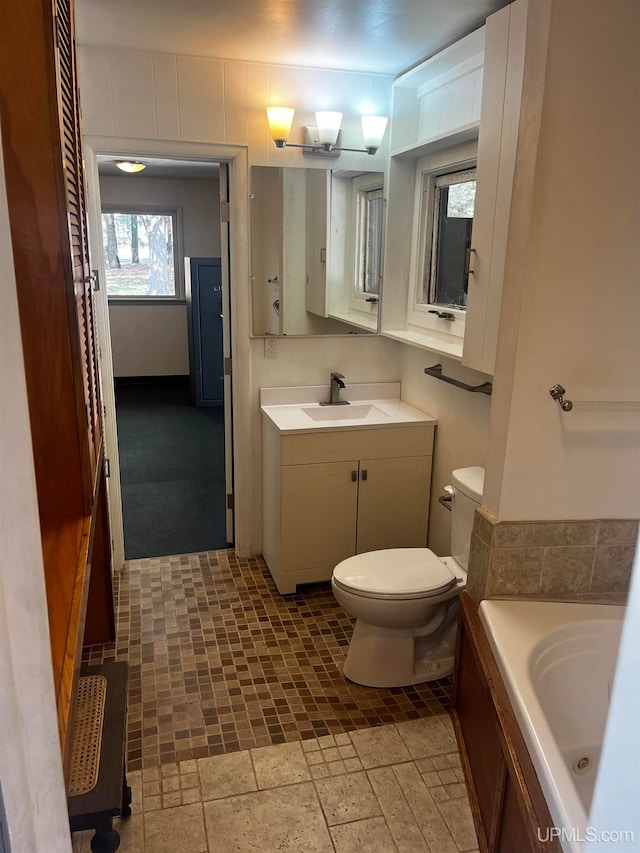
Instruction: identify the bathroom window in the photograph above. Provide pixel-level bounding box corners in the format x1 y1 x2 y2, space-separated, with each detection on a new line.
355 185 383 297
421 169 476 309
101 207 184 301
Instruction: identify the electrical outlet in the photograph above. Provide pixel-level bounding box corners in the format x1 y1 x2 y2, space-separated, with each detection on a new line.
264 338 277 358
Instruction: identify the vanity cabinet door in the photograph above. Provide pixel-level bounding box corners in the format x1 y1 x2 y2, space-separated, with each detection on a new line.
356 455 432 554
281 461 358 574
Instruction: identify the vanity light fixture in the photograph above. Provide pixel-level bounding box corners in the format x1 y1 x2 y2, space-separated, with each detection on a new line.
266 107 388 156
115 161 146 173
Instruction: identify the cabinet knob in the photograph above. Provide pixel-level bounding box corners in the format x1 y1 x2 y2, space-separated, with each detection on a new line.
361 469 368 481
351 470 357 481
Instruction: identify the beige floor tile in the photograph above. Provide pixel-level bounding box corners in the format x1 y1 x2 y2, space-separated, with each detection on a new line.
395 716 457 759
113 813 144 852
438 796 480 851
393 762 458 853
203 782 333 852
349 725 411 769
198 750 257 801
367 766 429 853
71 830 91 853
314 770 382 826
127 770 142 813
144 803 207 853
251 741 311 789
330 816 398 852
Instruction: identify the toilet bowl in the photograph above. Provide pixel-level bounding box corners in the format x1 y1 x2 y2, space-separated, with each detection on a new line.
331 466 484 688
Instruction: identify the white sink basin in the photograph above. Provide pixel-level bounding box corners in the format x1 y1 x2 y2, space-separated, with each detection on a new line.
302 403 388 422
259 383 437 434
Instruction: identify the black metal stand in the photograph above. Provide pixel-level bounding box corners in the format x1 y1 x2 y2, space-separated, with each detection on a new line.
68 662 130 853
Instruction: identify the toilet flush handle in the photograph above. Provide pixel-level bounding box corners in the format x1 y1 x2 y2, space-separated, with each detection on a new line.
438 484 454 511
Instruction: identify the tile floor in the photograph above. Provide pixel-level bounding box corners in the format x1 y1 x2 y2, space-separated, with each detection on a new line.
82 550 454 772
71 716 479 853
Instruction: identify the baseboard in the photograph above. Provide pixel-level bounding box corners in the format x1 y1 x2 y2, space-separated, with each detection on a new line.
114 375 189 387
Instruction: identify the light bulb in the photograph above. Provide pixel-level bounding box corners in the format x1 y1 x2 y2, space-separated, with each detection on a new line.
360 116 388 153
116 161 146 173
266 107 295 147
315 111 343 147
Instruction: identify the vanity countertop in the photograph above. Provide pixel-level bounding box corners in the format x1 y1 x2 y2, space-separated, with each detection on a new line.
260 382 437 434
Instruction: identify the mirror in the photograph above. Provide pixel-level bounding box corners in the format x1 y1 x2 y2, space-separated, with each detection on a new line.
250 166 384 336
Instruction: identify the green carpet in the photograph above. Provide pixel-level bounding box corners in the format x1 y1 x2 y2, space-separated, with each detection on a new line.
115 377 229 559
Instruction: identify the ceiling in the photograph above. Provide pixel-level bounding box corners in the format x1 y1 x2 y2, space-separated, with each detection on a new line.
75 0 510 77
97 156 220 179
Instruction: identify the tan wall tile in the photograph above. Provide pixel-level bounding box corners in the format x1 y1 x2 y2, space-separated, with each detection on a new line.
466 533 490 602
597 520 640 546
472 508 496 546
494 521 598 549
486 548 543 596
590 545 636 593
540 546 595 595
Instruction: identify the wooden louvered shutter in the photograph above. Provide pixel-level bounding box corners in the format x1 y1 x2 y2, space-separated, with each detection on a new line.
54 0 101 497
0 0 115 762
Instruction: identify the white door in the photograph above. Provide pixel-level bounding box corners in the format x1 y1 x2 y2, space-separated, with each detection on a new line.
83 146 125 569
218 163 234 543
84 145 235 562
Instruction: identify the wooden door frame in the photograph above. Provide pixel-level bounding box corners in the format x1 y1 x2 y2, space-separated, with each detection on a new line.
83 137 252 562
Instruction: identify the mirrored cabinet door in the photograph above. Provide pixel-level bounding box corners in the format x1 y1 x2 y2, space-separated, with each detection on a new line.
250 165 384 337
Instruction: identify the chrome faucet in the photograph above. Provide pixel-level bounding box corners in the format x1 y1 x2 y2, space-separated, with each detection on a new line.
320 372 350 406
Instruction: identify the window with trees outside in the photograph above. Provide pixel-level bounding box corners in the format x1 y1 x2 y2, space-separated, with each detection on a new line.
101 208 182 299
419 168 476 310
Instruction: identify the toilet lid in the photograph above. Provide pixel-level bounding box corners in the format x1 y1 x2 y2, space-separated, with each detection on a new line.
332 548 457 599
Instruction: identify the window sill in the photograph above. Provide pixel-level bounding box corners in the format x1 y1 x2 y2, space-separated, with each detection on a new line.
328 311 378 332
381 327 463 360
107 298 186 306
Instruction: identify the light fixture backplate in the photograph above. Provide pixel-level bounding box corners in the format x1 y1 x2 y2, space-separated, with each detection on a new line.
303 128 342 157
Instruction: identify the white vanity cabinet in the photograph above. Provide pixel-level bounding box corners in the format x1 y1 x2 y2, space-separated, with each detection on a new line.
262 421 435 594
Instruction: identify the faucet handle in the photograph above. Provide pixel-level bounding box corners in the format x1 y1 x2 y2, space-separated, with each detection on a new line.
331 372 345 380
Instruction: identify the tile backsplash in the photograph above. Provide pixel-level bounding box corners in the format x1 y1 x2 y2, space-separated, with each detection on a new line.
466 509 638 603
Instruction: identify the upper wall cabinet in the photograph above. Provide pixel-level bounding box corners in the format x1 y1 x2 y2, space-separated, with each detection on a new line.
462 0 527 375
381 0 527 376
390 28 485 158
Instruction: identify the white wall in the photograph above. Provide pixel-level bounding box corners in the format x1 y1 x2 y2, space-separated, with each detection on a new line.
399 351 491 556
100 174 220 376
484 0 640 521
78 48 425 555
0 126 71 853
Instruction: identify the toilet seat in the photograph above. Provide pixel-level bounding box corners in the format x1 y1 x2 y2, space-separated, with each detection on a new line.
332 548 458 601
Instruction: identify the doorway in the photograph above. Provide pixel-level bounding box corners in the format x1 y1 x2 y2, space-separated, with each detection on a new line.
90 153 234 562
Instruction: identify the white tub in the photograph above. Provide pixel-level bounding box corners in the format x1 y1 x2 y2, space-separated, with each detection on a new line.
479 599 625 852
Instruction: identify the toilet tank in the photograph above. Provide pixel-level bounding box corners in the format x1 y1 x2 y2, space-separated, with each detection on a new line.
450 467 485 571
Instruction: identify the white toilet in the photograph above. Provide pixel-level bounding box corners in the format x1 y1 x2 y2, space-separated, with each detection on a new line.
331 466 484 688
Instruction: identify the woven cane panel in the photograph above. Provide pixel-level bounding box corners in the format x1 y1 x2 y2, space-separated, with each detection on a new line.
68 674 107 797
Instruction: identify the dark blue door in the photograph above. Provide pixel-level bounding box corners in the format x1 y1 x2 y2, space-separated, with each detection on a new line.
187 257 224 407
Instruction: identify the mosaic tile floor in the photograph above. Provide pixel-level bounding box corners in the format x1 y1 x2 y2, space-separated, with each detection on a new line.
83 550 453 772
72 716 479 853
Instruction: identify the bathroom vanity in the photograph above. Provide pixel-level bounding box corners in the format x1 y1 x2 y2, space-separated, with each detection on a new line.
260 383 436 593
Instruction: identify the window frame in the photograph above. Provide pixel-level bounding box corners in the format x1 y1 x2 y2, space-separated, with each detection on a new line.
101 204 185 304
407 153 476 335
349 173 385 313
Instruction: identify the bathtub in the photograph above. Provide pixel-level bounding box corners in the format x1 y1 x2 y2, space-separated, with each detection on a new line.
479 599 625 852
